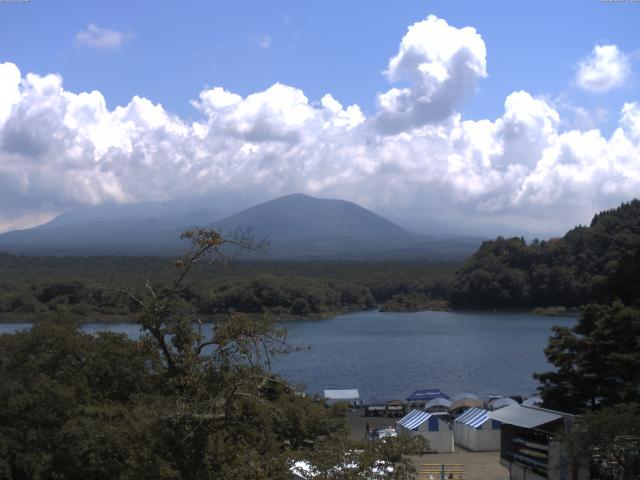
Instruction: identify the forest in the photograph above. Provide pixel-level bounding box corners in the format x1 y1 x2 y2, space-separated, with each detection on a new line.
0 230 427 479
0 254 456 323
449 199 640 309
2 200 640 322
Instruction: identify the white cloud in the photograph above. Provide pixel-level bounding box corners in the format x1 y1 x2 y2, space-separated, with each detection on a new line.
249 32 272 49
75 24 133 49
375 15 487 134
0 62 21 127
576 44 631 93
1 15 640 236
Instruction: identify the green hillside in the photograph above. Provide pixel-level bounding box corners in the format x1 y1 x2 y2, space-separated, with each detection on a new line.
449 200 640 309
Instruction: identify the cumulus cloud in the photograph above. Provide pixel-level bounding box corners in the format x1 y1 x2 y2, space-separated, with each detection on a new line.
576 44 631 93
75 24 133 49
374 15 487 134
1 15 639 236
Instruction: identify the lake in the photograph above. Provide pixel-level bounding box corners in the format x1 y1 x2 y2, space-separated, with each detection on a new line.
0 310 575 401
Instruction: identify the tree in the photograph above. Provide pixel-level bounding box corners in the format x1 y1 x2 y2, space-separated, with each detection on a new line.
0 322 166 480
534 301 640 412
449 199 640 309
292 434 427 479
0 228 425 479
564 404 640 480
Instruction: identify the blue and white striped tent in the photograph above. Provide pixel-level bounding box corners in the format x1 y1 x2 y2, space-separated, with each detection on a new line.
396 410 454 453
453 408 501 451
398 410 436 431
455 408 492 428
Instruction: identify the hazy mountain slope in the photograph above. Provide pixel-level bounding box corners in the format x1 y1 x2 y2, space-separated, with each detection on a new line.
215 193 408 238
211 194 482 258
0 200 222 255
0 193 481 258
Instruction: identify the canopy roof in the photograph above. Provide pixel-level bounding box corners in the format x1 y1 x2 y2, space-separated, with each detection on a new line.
450 398 484 411
425 397 452 409
454 408 490 429
398 409 433 430
490 397 519 409
488 405 562 429
521 396 543 407
406 389 449 402
324 389 359 400
452 392 480 402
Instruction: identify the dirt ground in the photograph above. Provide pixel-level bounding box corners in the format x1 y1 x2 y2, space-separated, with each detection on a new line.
346 411 509 480
408 449 508 480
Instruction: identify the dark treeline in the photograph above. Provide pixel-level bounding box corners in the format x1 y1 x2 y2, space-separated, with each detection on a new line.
449 199 640 309
0 254 457 322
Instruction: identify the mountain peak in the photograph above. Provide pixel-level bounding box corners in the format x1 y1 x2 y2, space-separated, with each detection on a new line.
215 194 410 241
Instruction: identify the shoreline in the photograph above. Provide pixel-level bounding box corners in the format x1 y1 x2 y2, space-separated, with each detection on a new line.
0 304 579 325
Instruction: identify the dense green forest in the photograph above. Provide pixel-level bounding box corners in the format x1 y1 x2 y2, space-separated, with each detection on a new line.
0 254 456 322
449 199 640 309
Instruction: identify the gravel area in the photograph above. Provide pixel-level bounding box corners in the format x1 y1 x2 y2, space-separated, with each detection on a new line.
409 449 508 480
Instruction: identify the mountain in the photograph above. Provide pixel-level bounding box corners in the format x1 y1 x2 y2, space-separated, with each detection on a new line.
0 199 222 255
213 194 480 259
217 193 407 239
0 194 481 258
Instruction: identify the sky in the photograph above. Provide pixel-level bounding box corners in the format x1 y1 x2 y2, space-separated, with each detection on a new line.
0 0 639 236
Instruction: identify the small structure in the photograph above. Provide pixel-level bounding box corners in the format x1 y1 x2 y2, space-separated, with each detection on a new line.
453 407 501 451
396 409 454 453
452 392 480 402
364 398 406 417
490 397 519 410
406 389 449 408
363 397 387 417
425 397 452 413
521 396 543 407
450 397 484 415
323 389 359 406
489 405 589 480
385 399 406 418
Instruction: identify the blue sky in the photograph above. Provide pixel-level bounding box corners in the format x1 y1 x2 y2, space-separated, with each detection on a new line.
2 0 637 126
0 0 639 235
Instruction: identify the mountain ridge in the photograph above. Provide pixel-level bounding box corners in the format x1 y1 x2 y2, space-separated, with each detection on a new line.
0 194 481 259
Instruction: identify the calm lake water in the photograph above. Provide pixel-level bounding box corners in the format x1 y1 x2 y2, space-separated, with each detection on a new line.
0 310 576 401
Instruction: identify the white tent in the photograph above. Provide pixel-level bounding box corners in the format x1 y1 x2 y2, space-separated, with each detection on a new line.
453 408 501 451
323 389 359 405
490 397 519 410
452 392 480 402
396 409 454 453
425 397 452 412
522 396 543 407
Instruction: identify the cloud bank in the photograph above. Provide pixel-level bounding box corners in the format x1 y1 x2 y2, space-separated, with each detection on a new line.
1 16 639 235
